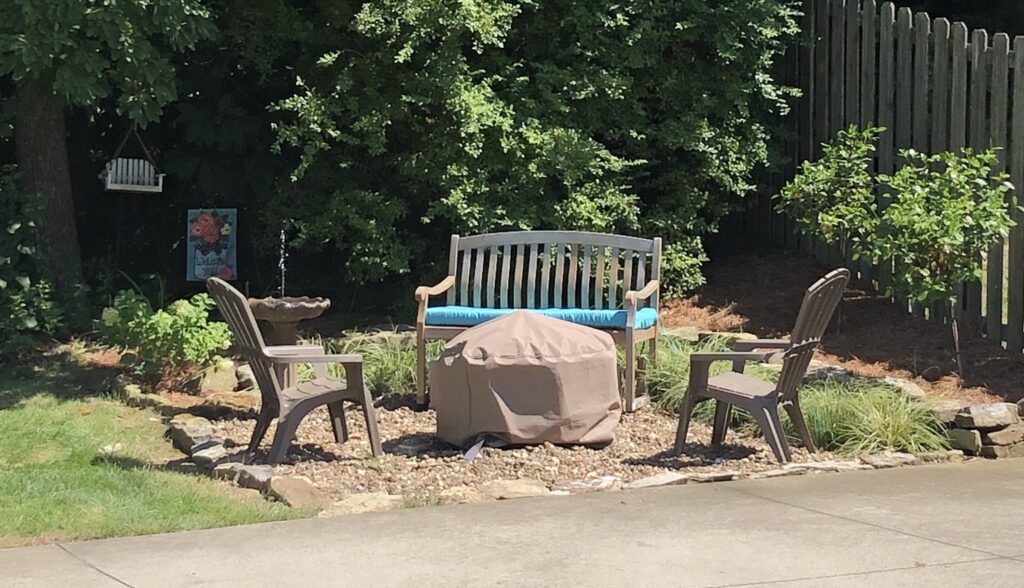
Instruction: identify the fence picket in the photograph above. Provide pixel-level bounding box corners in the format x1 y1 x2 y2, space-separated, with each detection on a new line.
963 29 990 327
845 0 861 126
910 12 931 318
1007 37 1024 352
986 34 1010 340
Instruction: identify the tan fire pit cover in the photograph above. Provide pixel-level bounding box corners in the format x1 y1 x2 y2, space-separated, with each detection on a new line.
429 310 621 448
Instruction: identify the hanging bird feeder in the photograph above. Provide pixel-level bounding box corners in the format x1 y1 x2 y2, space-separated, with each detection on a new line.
100 124 164 193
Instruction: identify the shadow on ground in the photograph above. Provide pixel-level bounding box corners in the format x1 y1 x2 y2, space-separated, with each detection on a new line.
0 345 122 410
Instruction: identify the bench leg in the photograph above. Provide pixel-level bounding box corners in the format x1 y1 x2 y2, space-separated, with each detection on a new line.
624 328 637 412
416 323 427 408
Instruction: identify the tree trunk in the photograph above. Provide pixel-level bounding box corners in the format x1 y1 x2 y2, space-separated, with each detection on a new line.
14 77 84 293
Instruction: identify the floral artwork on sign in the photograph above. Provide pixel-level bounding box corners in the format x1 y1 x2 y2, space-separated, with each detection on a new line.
186 209 237 281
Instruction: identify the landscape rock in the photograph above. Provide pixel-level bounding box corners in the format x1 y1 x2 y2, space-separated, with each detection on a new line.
128 393 186 417
550 475 621 495
946 428 982 453
979 443 1024 459
478 478 551 500
916 450 966 463
236 464 274 491
195 391 260 418
100 442 123 455
319 493 405 516
921 366 943 382
928 399 971 425
749 468 807 479
691 471 738 483
267 476 331 511
190 440 228 467
783 461 871 473
954 404 1019 431
1017 398 1024 418
805 364 854 383
198 359 238 395
624 472 690 489
860 452 919 469
436 486 487 505
212 462 245 482
982 424 1024 446
167 414 216 453
882 376 927 398
235 363 256 391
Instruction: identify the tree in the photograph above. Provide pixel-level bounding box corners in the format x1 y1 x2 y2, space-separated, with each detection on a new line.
1 1 215 309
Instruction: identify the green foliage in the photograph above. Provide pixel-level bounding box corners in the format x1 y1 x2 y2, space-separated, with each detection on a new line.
646 334 949 455
776 125 883 248
98 291 232 377
0 165 63 355
877 149 1016 304
776 126 1017 306
323 331 443 398
0 0 216 124
271 0 800 293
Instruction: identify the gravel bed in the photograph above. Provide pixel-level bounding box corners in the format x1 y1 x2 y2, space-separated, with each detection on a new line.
211 399 836 501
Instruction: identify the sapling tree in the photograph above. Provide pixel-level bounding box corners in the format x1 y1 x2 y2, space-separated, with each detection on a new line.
776 126 1017 378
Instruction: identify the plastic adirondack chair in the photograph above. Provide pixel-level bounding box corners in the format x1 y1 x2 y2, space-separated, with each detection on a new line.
673 269 850 463
206 278 383 464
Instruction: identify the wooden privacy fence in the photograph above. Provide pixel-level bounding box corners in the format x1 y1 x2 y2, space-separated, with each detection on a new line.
755 0 1024 353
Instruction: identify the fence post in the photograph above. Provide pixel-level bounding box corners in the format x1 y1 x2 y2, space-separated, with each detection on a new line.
986 33 1010 341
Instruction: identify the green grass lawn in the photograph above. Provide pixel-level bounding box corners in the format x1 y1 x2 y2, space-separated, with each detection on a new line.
0 354 302 548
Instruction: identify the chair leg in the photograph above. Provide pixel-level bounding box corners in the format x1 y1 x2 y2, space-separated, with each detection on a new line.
248 409 274 454
359 386 384 457
327 401 348 443
784 401 816 453
267 411 302 464
624 329 637 412
753 404 791 463
416 324 427 408
673 392 697 455
711 400 732 446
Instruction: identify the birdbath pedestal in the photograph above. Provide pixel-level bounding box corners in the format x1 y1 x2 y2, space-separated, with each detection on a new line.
248 296 331 388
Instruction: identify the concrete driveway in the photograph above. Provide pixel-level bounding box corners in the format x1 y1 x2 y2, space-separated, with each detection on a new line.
4 458 1024 587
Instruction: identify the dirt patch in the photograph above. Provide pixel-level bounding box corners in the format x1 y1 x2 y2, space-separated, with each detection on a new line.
666 250 1018 404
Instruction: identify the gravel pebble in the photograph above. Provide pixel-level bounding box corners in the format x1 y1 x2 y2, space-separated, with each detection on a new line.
209 400 840 501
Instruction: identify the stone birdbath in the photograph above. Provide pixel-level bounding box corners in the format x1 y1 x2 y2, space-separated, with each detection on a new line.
248 296 331 387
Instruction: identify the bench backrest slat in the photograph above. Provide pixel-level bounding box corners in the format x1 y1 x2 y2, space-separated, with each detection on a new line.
446 231 660 313
580 245 592 310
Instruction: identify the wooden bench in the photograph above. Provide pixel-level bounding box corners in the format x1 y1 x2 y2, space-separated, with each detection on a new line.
415 231 662 412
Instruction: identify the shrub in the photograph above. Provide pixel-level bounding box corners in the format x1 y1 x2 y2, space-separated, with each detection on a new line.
0 165 64 356
98 290 232 380
271 0 800 293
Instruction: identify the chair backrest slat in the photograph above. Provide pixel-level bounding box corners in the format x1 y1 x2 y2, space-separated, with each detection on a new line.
580 245 592 310
206 278 281 409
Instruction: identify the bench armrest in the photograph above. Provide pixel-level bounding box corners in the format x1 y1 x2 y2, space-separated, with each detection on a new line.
415 276 456 301
624 279 659 305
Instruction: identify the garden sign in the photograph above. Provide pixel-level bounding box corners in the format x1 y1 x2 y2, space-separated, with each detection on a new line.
187 208 237 281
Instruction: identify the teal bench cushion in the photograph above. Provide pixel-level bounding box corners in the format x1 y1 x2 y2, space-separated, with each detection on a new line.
425 306 658 330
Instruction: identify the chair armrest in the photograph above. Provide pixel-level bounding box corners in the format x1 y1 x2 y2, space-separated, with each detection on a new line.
624 279 660 305
415 276 456 301
689 351 777 365
265 346 362 365
731 338 791 351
